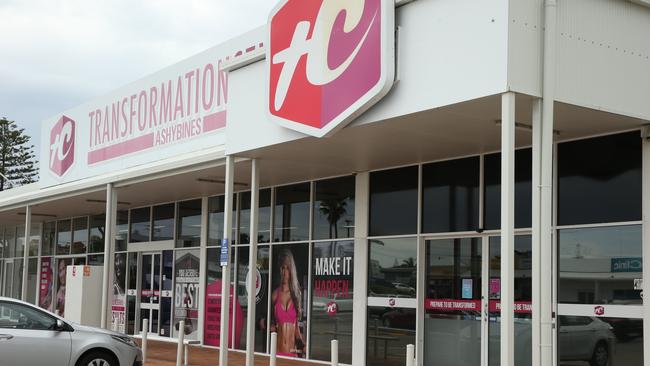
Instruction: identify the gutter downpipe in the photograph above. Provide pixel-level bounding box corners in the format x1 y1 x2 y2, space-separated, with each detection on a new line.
540 1 557 366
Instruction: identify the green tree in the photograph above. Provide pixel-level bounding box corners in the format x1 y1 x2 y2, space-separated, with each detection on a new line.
0 118 38 190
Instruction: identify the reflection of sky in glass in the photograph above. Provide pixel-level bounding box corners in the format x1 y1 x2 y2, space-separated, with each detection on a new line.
559 225 641 259
370 238 417 268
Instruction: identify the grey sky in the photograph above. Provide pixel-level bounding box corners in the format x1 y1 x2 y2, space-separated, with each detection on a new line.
0 0 276 156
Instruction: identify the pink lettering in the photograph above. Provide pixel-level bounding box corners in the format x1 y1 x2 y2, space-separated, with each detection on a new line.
174 76 184 120
202 64 215 111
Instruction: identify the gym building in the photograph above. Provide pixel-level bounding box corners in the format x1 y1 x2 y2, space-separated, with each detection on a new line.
1 0 649 365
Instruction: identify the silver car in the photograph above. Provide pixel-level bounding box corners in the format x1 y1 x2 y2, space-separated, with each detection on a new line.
0 297 142 366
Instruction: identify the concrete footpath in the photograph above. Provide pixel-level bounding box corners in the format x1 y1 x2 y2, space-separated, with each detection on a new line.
139 340 321 366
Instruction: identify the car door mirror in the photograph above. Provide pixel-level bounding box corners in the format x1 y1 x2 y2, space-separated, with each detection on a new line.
54 319 66 332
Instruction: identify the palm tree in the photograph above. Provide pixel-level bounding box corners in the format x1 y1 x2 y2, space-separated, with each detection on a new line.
319 197 348 239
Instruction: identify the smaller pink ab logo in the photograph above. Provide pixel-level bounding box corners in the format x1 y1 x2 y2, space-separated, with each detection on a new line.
49 116 75 177
326 301 338 316
594 306 605 316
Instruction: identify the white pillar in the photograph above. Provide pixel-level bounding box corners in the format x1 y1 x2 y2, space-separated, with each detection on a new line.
540 2 557 365
245 159 260 366
198 196 209 343
500 92 516 366
352 172 369 366
219 155 235 366
641 127 650 366
21 205 31 301
531 98 543 366
101 183 116 329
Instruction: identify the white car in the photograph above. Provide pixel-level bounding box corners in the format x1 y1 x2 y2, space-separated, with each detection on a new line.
0 297 142 366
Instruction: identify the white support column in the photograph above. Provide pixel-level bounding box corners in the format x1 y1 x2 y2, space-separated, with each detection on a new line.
219 155 235 366
352 172 369 366
101 183 117 329
21 205 31 301
246 159 260 366
500 92 516 366
540 2 557 365
198 196 209 344
641 127 650 366
531 98 543 366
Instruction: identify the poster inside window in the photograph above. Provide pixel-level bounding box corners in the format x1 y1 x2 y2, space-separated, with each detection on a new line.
271 244 309 358
56 258 71 317
204 248 243 347
39 257 53 311
173 249 200 339
112 252 127 333
310 241 354 363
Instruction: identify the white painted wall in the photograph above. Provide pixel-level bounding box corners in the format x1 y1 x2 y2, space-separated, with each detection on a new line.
508 0 650 120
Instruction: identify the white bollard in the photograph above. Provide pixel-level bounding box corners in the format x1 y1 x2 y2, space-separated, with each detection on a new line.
270 332 278 366
331 339 339 366
176 320 185 366
406 344 415 366
142 319 149 363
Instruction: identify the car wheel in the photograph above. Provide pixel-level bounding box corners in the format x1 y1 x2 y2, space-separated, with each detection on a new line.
590 342 609 366
77 351 118 366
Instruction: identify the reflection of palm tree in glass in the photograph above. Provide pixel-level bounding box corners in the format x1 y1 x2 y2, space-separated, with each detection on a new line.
319 198 348 239
401 258 415 268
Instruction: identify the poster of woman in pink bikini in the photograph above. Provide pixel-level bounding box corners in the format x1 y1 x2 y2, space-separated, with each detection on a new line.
271 246 308 358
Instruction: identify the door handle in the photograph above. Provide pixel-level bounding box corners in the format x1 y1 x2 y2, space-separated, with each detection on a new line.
0 334 14 340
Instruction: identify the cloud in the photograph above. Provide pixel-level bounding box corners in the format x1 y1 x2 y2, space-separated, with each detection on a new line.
0 0 276 152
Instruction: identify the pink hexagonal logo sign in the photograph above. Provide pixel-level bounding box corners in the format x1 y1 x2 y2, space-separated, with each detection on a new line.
268 0 395 137
49 115 76 177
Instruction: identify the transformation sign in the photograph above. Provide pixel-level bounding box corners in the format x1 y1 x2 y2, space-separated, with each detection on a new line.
40 29 264 188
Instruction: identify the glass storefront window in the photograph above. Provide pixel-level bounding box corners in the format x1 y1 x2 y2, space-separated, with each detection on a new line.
11 260 23 300
422 157 480 233
71 217 88 254
89 214 105 254
115 211 128 251
239 192 252 245
369 238 417 298
369 166 418 236
56 220 71 255
152 204 175 241
235 246 270 352
274 183 310 242
310 241 354 364
367 307 416 366
176 199 202 248
27 258 38 304
259 189 272 243
558 316 643 366
88 254 104 265
208 196 224 246
559 225 642 305
16 226 25 258
28 225 40 257
130 207 151 243
558 132 641 225
313 176 355 240
42 222 56 257
484 148 533 230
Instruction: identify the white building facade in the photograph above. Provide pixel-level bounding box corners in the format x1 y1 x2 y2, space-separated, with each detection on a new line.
0 1 649 366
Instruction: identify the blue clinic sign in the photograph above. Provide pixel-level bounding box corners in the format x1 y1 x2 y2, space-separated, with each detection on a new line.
220 239 230 266
611 257 642 273
462 279 473 299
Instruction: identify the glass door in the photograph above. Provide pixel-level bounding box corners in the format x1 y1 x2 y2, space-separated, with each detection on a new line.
424 237 483 366
139 252 162 335
487 236 532 366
